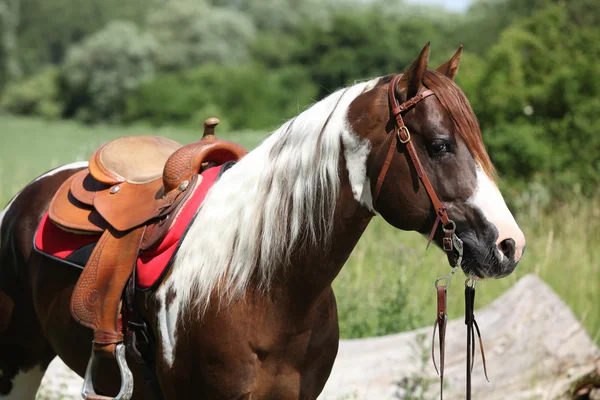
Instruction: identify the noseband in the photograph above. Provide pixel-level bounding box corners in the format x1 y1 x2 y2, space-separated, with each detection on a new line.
373 74 487 399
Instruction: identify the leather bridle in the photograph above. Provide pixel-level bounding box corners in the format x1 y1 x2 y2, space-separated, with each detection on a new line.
373 74 487 399
373 74 456 253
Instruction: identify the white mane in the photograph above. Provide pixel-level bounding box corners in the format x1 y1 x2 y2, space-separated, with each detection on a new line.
162 79 378 317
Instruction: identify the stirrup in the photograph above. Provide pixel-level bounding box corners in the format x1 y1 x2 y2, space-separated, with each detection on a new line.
82 343 134 400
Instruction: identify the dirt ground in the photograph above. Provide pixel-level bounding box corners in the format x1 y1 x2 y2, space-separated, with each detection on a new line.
37 358 82 400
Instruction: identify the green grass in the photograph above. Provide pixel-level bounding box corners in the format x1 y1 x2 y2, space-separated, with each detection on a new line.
0 115 262 201
1 115 598 345
335 196 600 344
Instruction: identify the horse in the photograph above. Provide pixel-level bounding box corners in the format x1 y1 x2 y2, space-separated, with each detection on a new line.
0 43 525 399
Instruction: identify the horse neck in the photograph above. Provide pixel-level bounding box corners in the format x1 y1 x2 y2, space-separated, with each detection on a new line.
282 162 373 308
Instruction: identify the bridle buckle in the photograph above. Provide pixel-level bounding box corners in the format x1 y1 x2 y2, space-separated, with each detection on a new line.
442 220 456 252
397 126 411 144
442 237 452 252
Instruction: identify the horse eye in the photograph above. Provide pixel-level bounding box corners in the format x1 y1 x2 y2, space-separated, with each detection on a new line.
431 140 448 155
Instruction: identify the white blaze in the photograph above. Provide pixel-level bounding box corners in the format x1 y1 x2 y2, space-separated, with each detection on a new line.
467 165 526 261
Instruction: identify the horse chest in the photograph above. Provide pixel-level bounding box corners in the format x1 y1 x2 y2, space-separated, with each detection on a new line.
164 292 339 399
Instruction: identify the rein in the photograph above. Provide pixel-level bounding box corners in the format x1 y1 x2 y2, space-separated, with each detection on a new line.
374 74 488 399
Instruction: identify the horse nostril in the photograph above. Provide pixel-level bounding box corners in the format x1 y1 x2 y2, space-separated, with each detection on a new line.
498 238 516 260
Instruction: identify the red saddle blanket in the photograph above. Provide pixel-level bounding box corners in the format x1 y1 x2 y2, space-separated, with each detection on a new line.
34 165 223 289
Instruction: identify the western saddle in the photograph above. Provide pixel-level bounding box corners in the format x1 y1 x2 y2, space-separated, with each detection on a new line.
48 118 247 400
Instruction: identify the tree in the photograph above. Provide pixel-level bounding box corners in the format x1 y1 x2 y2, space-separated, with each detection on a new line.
461 0 551 55
8 0 150 77
0 67 61 118
469 3 600 191
148 0 256 71
0 0 22 90
125 63 318 131
210 0 338 31
61 21 157 122
292 5 458 97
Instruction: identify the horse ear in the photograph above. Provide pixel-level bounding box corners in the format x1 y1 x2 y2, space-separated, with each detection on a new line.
398 42 430 99
436 45 463 80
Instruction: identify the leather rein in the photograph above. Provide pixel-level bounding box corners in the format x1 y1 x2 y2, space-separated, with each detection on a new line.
373 74 487 399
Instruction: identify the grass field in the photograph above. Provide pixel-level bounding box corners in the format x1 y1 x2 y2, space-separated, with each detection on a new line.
1 115 598 344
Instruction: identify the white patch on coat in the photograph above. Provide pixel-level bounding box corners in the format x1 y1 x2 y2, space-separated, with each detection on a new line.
0 365 45 399
341 129 374 212
467 165 526 260
155 289 179 368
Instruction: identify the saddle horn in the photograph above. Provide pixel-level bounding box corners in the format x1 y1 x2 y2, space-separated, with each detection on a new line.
203 117 220 139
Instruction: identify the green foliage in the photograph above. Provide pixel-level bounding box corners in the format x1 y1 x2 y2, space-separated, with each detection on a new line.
61 21 157 122
12 0 149 74
484 122 551 180
336 271 418 338
461 0 550 55
395 333 435 399
250 32 304 69
464 4 600 192
292 5 459 97
0 68 61 119
148 0 256 71
211 0 336 31
0 0 22 90
126 64 318 130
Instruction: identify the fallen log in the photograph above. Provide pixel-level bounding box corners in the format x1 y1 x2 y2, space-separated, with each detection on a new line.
38 274 599 399
321 274 600 399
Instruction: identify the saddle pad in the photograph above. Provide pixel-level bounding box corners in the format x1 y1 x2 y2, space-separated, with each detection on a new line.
34 165 224 289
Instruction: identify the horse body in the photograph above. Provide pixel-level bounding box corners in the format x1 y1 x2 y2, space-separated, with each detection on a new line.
1 158 371 399
151 162 372 398
0 165 87 398
0 44 526 399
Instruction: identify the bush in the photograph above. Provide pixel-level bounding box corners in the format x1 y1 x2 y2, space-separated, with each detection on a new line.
460 4 600 193
292 5 458 98
0 68 62 119
61 21 157 122
125 63 318 131
148 0 256 71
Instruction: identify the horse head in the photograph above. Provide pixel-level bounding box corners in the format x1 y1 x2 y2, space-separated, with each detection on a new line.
347 43 525 279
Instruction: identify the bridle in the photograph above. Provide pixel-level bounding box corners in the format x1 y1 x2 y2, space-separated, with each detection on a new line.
374 74 456 252
373 74 488 399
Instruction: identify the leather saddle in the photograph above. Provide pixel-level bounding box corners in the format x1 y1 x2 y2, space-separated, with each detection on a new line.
47 118 247 399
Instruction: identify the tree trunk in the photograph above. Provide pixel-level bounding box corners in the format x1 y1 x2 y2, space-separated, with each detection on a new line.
322 274 600 399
